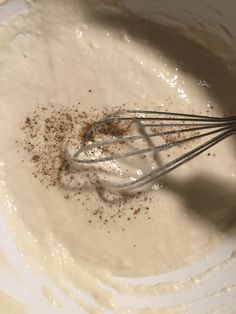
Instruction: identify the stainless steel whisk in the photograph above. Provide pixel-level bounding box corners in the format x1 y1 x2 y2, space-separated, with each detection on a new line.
72 110 236 190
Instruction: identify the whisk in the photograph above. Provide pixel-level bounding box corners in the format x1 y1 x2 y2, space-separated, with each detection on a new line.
72 110 236 190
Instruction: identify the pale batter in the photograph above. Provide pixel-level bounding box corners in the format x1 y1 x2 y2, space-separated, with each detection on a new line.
0 292 25 314
0 0 236 312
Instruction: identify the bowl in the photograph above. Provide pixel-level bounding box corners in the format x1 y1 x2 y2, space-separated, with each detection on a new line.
0 0 235 313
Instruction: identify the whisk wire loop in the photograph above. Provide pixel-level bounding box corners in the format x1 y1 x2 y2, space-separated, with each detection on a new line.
72 110 236 190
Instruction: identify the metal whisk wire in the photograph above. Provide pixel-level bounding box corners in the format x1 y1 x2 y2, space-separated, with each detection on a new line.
72 110 236 190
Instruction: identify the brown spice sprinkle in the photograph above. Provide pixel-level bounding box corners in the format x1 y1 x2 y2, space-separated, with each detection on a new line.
19 103 152 225
21 104 125 187
133 208 141 215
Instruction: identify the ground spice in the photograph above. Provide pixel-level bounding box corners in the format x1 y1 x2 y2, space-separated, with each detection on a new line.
19 103 151 225
134 208 141 215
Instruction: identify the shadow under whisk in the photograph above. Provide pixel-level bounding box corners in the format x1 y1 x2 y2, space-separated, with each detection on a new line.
166 174 236 232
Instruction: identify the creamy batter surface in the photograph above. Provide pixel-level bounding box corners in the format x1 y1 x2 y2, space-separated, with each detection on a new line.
0 0 236 311
0 292 25 314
